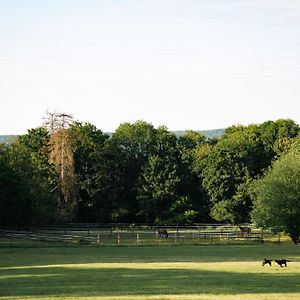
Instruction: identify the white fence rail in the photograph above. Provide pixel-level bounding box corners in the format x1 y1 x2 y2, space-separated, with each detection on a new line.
0 224 286 246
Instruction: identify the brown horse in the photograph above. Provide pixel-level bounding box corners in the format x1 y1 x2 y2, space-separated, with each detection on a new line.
239 226 251 237
158 229 168 238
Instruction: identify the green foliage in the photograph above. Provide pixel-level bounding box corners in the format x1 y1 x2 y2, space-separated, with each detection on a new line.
0 150 32 227
178 132 212 223
258 119 300 159
198 121 300 224
69 122 112 222
178 130 207 150
167 195 200 224
137 154 180 223
1 118 299 227
109 121 158 221
200 125 263 223
136 128 210 224
252 137 300 244
0 138 58 227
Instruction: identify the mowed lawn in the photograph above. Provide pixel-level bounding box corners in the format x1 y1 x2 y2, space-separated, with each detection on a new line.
0 244 300 300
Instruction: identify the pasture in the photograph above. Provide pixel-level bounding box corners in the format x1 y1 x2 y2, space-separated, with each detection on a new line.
0 244 300 300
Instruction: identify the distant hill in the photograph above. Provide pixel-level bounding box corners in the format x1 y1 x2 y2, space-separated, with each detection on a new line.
173 129 225 139
0 135 17 143
202 128 225 139
0 129 225 143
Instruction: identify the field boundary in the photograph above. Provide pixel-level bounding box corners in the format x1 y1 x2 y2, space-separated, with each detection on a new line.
0 224 289 247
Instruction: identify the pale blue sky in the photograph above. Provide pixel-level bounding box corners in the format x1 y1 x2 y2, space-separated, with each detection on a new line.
1 0 300 134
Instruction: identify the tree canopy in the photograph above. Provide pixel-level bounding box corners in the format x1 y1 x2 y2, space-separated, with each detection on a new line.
251 137 300 244
0 117 299 229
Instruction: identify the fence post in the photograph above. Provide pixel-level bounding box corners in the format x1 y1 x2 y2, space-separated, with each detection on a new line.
117 234 120 245
260 230 264 243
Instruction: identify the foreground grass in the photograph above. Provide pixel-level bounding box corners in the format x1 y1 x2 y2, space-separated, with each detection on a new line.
0 244 300 299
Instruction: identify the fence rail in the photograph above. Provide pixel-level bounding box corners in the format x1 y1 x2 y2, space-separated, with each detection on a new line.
0 224 289 247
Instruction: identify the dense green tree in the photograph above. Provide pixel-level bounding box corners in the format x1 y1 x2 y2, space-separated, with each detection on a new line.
0 139 58 227
136 128 181 223
252 137 300 244
18 127 59 200
18 127 52 178
1 118 299 227
17 128 63 223
178 130 207 152
200 125 264 223
177 131 212 223
109 121 157 221
0 144 32 227
136 128 211 224
69 122 113 222
201 120 299 223
258 119 300 159
199 120 299 224
137 154 180 223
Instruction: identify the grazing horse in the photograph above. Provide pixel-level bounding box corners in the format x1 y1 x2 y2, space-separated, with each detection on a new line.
239 226 251 237
158 229 168 238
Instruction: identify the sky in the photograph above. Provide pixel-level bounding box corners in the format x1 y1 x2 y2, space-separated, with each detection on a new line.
1 0 300 134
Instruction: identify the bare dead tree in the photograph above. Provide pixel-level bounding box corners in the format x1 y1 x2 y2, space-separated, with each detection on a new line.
43 110 73 133
44 111 77 218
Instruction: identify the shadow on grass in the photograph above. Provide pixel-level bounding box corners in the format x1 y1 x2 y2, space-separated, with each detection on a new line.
1 265 300 298
1 244 299 267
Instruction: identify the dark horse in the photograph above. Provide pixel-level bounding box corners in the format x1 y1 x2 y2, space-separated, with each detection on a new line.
158 229 168 238
239 226 251 237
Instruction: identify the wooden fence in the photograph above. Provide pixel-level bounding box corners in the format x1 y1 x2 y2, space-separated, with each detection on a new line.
0 224 288 247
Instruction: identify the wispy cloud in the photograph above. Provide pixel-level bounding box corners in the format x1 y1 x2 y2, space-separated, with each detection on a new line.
138 0 300 17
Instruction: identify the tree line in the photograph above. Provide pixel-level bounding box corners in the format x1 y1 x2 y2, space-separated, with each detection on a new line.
1 116 300 242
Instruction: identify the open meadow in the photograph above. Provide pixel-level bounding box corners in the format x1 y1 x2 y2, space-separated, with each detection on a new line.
0 243 300 300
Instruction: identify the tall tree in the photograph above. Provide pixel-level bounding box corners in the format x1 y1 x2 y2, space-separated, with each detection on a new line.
69 122 112 222
200 125 264 223
44 112 77 219
200 120 300 224
0 144 32 227
258 119 300 160
136 127 181 223
110 121 157 221
177 131 212 223
252 137 300 244
0 136 58 227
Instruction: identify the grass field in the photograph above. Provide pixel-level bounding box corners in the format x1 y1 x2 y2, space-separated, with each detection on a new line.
0 244 300 300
